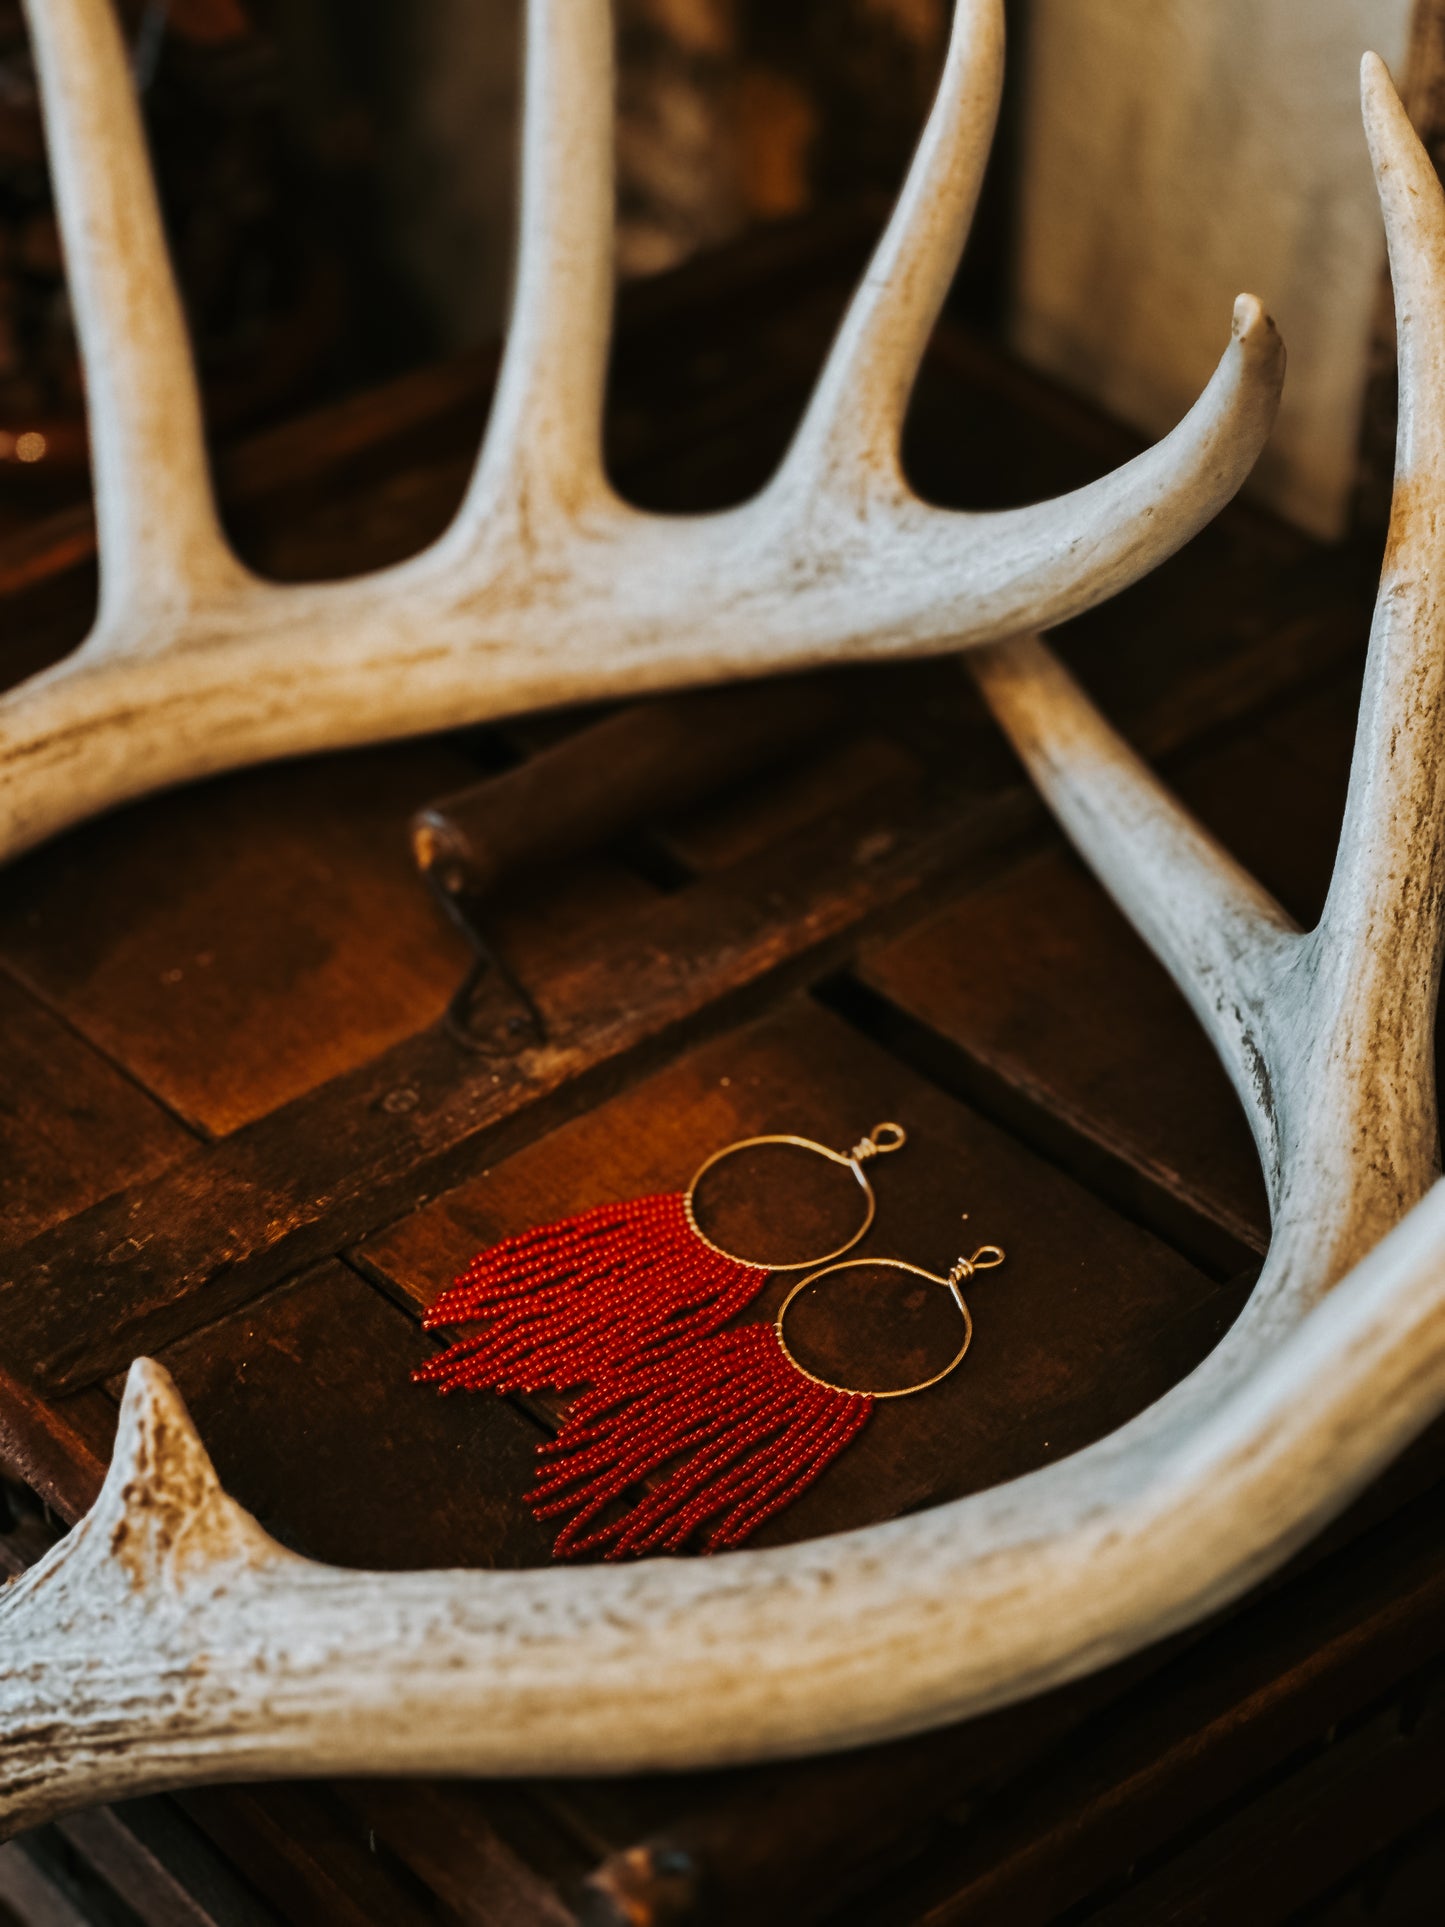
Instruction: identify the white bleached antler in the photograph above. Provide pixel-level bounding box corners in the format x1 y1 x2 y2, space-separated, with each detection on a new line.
19 17 1445 1844
1 0 1283 863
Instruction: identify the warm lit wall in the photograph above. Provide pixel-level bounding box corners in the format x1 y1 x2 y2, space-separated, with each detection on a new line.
1012 0 1416 538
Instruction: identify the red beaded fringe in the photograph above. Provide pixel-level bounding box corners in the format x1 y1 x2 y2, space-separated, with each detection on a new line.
414 1192 766 1395
533 1324 873 1559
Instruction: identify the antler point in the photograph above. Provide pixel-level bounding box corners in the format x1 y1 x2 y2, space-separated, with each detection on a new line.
1360 50 1406 143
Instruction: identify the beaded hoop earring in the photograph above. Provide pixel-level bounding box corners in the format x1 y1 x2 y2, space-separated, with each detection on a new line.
414 1126 1004 1558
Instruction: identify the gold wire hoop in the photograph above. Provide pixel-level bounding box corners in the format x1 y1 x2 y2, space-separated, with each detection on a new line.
683 1122 906 1272
775 1245 1003 1399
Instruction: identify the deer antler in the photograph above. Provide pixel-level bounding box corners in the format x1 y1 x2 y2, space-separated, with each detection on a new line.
1 0 1283 864
22 14 1445 1842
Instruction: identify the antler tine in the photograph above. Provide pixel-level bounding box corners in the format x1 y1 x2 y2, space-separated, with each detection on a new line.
970 634 1299 1197
1313 56 1445 1103
769 0 1284 642
454 0 618 534
777 0 1004 498
22 0 245 635
903 293 1285 643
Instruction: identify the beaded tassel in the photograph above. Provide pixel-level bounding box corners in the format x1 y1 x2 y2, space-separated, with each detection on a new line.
532 1324 873 1559
414 1192 766 1395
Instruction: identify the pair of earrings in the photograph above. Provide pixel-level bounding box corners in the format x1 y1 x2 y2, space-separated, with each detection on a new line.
414 1121 1005 1560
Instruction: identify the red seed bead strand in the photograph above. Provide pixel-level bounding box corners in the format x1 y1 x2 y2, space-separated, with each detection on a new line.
560 1380 863 1559
529 1322 875 1560
548 1389 791 1559
600 1378 831 1559
707 1372 871 1548
413 1192 768 1395
533 1339 763 1503
536 1373 751 1492
412 1186 880 1558
644 1335 869 1555
534 1343 776 1553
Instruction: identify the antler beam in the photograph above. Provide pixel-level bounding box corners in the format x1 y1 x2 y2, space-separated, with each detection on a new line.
1 0 1282 864
6 1171 1445 1835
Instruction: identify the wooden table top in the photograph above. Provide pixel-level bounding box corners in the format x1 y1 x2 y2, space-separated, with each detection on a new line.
1 215 1441 1926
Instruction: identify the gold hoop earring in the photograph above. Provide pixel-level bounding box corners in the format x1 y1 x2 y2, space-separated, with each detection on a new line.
415 1120 916 1557
775 1233 1007 1399
683 1120 907 1269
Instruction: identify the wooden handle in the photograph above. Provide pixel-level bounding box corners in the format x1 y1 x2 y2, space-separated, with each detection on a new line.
411 673 851 897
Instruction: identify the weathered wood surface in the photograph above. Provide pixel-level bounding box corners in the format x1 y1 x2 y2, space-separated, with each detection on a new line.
1 207 1440 1921
0 745 477 1134
0 970 189 1248
856 662 1365 1271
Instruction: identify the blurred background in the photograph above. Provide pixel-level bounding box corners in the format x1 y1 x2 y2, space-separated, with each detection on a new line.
0 0 955 514
0 0 1439 548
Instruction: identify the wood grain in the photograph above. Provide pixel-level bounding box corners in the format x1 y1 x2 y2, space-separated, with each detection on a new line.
333 1784 579 1927
121 1260 554 1572
0 967 190 1249
0 745 477 1135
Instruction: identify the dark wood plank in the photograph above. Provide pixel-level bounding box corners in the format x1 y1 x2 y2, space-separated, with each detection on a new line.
0 968 190 1249
856 666 1366 1269
1305 1811 1445 1926
363 998 1236 1546
0 1840 94 1926
0 745 479 1137
856 847 1271 1267
847 1482 1445 1926
122 1261 553 1571
177 1785 448 1927
657 733 925 876
55 1801 281 1927
1077 1687 1445 1927
0 1364 114 1521
1166 664 1362 925
332 1785 579 1927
